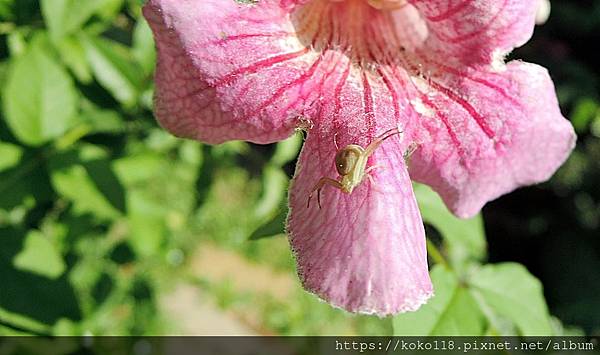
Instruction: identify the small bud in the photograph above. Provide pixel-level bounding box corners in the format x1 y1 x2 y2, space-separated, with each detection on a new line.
536 0 551 25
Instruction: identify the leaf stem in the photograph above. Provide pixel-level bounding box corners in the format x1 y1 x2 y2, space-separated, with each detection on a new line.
54 124 92 151
426 238 449 268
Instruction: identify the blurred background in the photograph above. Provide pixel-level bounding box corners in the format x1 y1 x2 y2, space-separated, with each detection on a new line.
0 0 598 337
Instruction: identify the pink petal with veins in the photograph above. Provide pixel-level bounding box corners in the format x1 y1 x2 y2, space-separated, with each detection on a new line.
288 123 433 315
409 0 540 64
143 0 312 144
143 0 575 314
408 62 576 218
283 26 434 313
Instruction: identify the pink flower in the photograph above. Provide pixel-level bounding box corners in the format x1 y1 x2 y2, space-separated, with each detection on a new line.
143 0 576 316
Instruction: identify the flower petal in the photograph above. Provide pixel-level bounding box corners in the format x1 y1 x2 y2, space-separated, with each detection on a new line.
407 61 576 218
143 0 325 144
408 0 540 64
288 124 433 316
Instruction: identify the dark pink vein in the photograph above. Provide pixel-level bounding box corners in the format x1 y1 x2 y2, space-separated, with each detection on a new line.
361 70 375 137
203 31 293 47
246 53 324 119
425 0 472 22
426 80 496 139
430 0 508 43
420 95 469 164
364 18 404 124
413 51 521 106
215 48 310 87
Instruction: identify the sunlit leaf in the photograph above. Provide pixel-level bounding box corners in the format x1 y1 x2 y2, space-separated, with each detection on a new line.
271 133 302 167
132 19 156 76
393 265 486 335
113 153 164 185
6 30 26 57
49 146 125 220
113 151 197 257
0 142 22 172
2 36 78 146
127 191 166 258
254 165 288 220
81 34 144 108
41 0 123 40
55 36 92 83
13 230 66 279
414 183 486 269
469 263 554 335
80 108 125 134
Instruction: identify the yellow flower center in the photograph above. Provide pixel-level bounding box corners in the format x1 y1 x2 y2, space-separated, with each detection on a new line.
366 0 407 10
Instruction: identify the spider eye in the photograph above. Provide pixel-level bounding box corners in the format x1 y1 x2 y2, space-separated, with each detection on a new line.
335 149 358 176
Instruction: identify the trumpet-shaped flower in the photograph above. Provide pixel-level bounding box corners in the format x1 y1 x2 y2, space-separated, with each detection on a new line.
143 0 576 316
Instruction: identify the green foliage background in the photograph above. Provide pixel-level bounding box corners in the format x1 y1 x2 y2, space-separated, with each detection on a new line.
0 0 598 337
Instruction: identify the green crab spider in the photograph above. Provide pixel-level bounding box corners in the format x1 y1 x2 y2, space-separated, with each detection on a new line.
307 125 405 209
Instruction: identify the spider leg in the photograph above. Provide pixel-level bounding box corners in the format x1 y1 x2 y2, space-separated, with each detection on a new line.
364 164 384 175
364 126 403 157
307 177 344 209
364 166 386 193
366 173 376 187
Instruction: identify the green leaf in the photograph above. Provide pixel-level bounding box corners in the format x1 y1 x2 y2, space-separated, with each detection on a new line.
1 226 80 330
41 0 122 40
49 146 125 220
414 183 486 269
570 98 598 133
249 207 287 241
0 142 23 172
2 36 79 146
254 165 288 220
132 19 157 76
13 230 66 279
0 0 14 20
113 153 165 185
80 107 125 134
393 266 486 335
81 34 145 108
469 263 554 335
271 133 302 166
178 140 204 166
6 30 26 57
55 36 93 83
116 154 174 257
2 0 37 26
126 191 166 257
92 0 123 21
113 152 195 257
